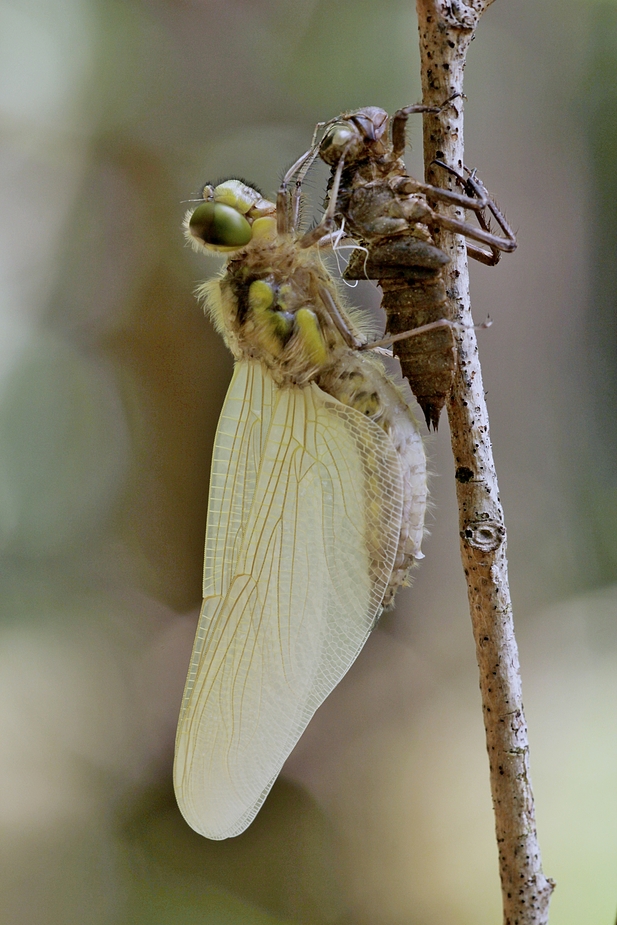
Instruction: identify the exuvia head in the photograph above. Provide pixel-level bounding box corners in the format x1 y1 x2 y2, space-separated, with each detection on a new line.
319 107 389 167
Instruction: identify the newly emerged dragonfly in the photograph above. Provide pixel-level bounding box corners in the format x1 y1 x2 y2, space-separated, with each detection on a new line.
174 178 428 839
287 104 516 429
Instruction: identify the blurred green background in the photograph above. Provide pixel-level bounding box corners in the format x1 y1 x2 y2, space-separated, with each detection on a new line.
1 1 616 923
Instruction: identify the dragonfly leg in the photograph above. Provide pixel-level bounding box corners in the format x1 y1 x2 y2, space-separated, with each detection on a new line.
298 147 349 249
426 206 517 261
277 148 318 235
391 104 442 158
361 317 491 351
291 148 322 232
317 285 364 349
396 175 489 211
391 93 462 158
431 161 517 265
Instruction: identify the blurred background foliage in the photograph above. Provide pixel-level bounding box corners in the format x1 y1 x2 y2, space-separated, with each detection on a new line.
1 0 617 923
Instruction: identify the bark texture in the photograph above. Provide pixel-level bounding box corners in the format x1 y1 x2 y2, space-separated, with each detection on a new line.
415 1 554 921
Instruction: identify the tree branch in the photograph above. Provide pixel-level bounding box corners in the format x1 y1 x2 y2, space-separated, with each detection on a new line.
415 1 554 921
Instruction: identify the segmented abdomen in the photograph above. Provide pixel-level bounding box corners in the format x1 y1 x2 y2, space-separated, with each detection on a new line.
344 237 454 431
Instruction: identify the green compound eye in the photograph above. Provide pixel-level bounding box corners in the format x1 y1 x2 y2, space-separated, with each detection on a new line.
189 201 253 248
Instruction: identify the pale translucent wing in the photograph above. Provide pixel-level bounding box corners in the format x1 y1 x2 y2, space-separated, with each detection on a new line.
174 360 405 839
201 360 275 600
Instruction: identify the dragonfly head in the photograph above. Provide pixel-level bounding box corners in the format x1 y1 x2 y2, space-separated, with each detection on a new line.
185 180 277 254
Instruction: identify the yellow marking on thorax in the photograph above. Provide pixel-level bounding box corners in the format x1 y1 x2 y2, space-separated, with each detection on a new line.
247 280 293 357
295 308 328 366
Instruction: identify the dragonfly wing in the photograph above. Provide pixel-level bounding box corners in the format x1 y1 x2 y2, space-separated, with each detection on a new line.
174 360 405 839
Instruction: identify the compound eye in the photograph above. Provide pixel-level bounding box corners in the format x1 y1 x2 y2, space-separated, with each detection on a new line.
327 123 355 148
320 121 363 166
189 201 252 248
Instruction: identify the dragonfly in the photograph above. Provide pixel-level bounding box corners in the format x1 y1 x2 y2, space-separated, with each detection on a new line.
285 104 517 429
174 177 428 839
